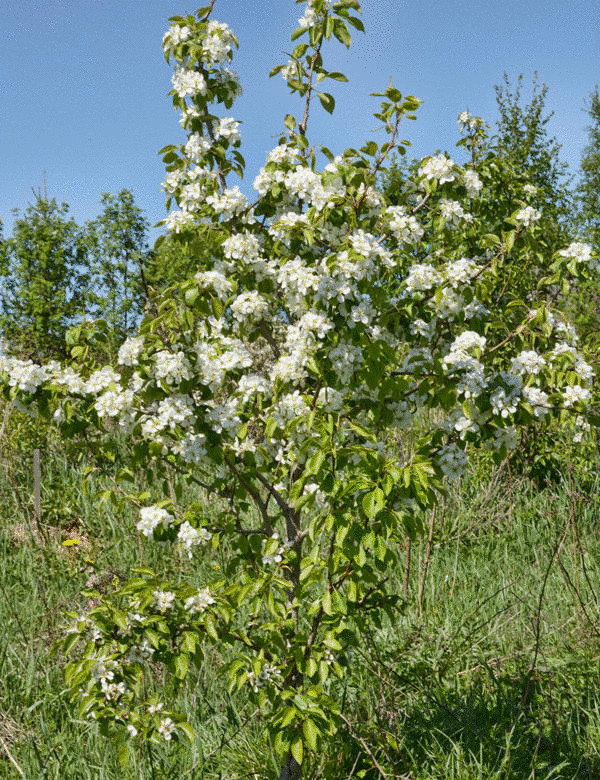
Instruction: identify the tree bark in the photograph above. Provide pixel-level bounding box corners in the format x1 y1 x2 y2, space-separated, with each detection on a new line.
279 752 301 780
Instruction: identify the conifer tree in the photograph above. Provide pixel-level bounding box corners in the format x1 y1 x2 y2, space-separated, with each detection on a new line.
568 86 600 345
577 87 600 253
84 190 150 345
0 191 86 360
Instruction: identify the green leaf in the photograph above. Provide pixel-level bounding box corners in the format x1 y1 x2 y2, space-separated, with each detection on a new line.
333 18 352 46
184 287 199 306
176 721 195 742
362 487 385 519
303 718 319 751
354 544 367 567
292 42 309 59
505 231 516 254
174 653 189 680
118 743 131 768
306 450 326 474
300 563 315 582
319 660 329 681
280 706 298 728
62 632 80 655
291 735 304 765
346 15 364 31
483 232 501 246
145 629 160 649
317 92 335 114
291 26 307 41
204 615 219 641
360 141 378 156
327 71 348 82
347 420 377 442
322 591 333 615
344 578 357 601
385 85 402 103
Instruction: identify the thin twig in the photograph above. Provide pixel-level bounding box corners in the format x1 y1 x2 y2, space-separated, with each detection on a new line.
225 457 273 534
337 711 393 779
417 506 436 618
0 401 11 442
257 320 281 360
0 734 25 777
180 708 261 777
298 36 325 137
402 537 411 599
555 554 600 639
520 522 568 708
200 0 217 20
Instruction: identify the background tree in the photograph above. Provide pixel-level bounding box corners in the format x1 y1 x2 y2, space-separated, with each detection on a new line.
145 226 224 297
568 86 600 346
382 76 580 486
384 73 573 253
577 87 600 251
492 72 573 241
84 190 150 350
0 190 87 360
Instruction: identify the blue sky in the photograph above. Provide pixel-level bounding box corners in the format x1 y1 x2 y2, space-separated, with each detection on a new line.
1 0 598 242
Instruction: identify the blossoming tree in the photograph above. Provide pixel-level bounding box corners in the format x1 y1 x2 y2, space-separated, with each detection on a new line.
1 1 597 777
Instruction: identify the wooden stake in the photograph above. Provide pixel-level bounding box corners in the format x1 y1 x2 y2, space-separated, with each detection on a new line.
33 448 41 526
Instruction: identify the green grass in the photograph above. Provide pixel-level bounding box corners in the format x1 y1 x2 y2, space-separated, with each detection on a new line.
1 430 600 778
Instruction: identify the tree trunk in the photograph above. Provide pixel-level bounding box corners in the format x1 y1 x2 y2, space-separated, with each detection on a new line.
279 752 301 780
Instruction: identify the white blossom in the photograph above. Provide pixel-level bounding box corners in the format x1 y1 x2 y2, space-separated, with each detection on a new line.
84 367 121 395
195 270 233 298
215 116 241 144
152 350 192 386
171 66 207 98
385 206 424 244
162 24 192 52
463 169 483 197
137 506 174 538
405 263 442 293
515 206 541 227
118 337 144 366
446 257 480 287
511 350 546 376
439 199 470 228
493 425 518 451
206 186 248 220
185 587 216 614
230 291 269 323
419 154 456 184
437 443 468 480
177 521 212 556
153 590 176 613
94 389 133 418
165 209 195 233
185 132 212 163
158 717 175 741
522 386 549 417
563 384 592 408
559 242 597 269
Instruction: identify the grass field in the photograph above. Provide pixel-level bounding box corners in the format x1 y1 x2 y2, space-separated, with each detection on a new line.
1 420 600 778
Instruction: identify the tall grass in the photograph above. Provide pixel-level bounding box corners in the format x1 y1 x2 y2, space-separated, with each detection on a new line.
1 419 600 778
